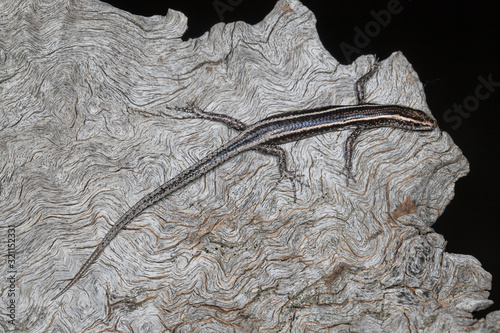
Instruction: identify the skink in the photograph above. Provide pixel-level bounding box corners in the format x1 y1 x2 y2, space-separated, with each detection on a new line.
51 67 437 301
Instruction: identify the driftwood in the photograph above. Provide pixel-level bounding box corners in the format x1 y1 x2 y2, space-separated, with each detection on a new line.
1 0 498 331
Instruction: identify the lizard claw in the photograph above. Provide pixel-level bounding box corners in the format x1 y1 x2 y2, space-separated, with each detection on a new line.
278 169 308 202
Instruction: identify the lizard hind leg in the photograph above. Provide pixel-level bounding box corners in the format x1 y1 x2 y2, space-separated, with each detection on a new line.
168 103 247 131
256 144 307 202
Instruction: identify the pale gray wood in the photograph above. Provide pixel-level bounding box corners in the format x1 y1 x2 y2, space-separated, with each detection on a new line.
0 0 497 332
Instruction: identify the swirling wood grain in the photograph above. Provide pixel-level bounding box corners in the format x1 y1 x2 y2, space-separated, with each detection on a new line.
0 0 497 332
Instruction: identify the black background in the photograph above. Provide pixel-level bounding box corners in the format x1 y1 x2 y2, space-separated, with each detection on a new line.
101 0 500 319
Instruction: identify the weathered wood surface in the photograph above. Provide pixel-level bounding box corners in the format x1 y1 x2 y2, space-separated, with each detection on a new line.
0 0 498 331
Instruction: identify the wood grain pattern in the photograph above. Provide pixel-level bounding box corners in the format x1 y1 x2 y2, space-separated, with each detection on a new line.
0 0 497 331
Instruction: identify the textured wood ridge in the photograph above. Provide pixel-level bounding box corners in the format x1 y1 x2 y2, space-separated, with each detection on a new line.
0 0 498 332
